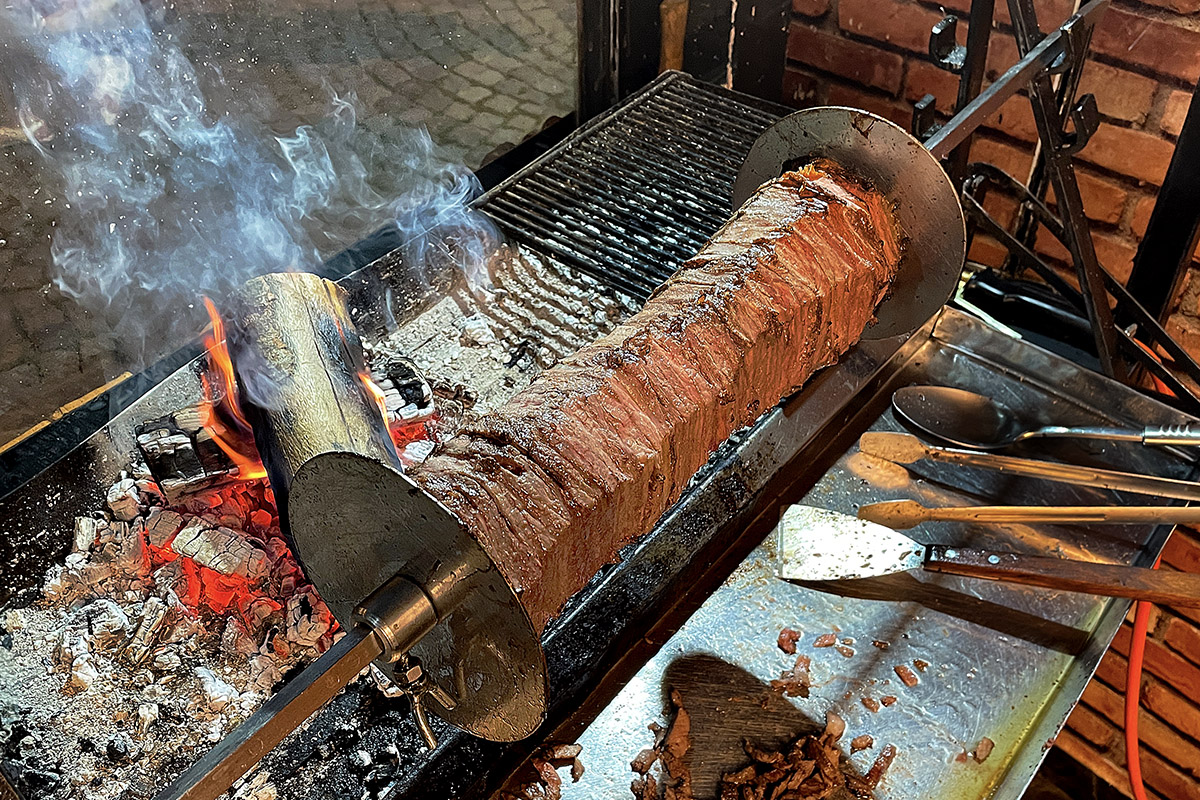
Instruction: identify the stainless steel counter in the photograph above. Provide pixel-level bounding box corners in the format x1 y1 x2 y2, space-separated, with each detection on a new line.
561 308 1194 800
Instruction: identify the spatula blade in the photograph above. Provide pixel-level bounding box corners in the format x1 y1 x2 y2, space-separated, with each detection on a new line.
776 505 927 582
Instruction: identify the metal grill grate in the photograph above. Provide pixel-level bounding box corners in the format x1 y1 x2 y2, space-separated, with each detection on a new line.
477 72 786 300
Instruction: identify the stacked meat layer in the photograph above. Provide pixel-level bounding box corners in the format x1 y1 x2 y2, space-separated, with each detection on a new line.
410 163 903 632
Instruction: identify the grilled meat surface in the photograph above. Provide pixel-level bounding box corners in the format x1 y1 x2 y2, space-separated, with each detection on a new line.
410 163 902 632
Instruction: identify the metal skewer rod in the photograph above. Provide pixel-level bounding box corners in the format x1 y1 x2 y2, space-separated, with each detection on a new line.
156 575 442 800
859 432 1200 502
156 627 384 800
860 499 1200 530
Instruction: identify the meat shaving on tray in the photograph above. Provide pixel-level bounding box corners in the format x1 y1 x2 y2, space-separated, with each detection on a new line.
630 692 897 800
501 743 585 800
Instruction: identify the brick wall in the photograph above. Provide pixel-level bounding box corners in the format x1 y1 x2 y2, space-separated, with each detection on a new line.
782 1 1200 797
783 0 1199 330
1063 527 1200 800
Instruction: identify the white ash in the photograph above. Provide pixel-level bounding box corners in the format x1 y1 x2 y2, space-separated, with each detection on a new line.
370 244 635 433
1 245 638 799
0 476 328 800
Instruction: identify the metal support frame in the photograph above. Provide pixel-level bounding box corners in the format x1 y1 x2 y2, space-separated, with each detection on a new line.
915 0 1200 409
1125 84 1200 323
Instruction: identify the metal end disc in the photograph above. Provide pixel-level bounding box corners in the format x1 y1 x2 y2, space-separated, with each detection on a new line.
732 106 966 340
288 452 547 741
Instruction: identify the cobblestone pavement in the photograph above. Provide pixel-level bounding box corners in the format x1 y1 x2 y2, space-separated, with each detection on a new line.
0 0 575 447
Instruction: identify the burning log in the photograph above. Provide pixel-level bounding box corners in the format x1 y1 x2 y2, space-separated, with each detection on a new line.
223 272 402 530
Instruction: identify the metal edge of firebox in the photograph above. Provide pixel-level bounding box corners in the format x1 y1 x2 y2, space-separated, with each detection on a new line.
540 307 1194 800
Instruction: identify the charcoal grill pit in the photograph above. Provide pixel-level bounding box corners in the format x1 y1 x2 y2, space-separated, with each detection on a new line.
3 71 1192 800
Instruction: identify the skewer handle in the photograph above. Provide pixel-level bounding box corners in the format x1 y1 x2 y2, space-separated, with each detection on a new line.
925 546 1200 607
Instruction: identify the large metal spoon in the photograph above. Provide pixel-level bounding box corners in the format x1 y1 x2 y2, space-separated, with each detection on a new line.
892 385 1200 451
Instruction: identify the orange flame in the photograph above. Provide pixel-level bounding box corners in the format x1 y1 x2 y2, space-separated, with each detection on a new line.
359 370 389 422
200 297 267 480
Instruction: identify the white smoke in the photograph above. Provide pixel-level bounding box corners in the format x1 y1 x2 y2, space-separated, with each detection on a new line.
3 0 498 360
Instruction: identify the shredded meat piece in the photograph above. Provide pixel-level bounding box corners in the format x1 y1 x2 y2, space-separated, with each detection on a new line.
502 743 586 800
631 697 897 800
813 633 838 648
894 665 919 687
861 697 880 713
913 659 929 672
770 654 812 698
777 627 802 654
974 737 995 763
880 695 897 707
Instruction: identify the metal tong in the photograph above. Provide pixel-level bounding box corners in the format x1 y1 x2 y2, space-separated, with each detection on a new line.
859 432 1200 502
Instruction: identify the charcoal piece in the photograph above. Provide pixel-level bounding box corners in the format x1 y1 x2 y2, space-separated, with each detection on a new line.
379 355 434 409
136 418 205 482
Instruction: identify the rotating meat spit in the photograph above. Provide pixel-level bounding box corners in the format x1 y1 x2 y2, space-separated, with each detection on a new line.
160 108 968 800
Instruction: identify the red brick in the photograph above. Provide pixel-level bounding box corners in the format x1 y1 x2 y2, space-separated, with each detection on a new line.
1135 0 1200 13
787 23 905 93
1094 232 1138 284
986 93 1037 143
1162 90 1193 138
1035 229 1136 282
792 0 830 17
981 191 1018 228
838 0 946 54
1132 194 1157 239
904 58 960 114
826 83 912 127
1094 647 1130 690
968 234 1009 268
1067 701 1119 751
1164 616 1200 667
1143 678 1200 743
1047 170 1130 226
1093 7 1200 85
1111 625 1200 701
1056 730 1170 800
1080 62 1159 126
970 135 1035 180
1082 680 1200 780
1141 745 1200 800
1035 228 1071 265
984 35 1021 83
782 66 821 108
1078 124 1177 186
1162 528 1200 573
1166 315 1200 369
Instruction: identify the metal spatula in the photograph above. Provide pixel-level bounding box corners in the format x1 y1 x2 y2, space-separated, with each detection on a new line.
775 505 1200 607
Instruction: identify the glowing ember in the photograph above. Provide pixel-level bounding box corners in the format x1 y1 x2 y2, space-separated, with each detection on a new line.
199 297 267 480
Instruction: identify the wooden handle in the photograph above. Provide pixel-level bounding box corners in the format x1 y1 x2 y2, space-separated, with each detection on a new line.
925 546 1200 607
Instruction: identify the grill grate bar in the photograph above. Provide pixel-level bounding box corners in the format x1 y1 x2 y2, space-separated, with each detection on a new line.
479 72 786 300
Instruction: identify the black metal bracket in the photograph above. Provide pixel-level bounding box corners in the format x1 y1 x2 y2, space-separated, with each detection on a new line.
912 93 939 140
1058 92 1098 156
962 162 1200 413
930 16 967 74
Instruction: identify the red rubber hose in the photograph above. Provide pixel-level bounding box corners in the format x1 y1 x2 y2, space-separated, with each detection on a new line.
1125 555 1161 800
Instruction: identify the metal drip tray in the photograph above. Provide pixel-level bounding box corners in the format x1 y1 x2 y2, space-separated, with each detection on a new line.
558 308 1195 800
